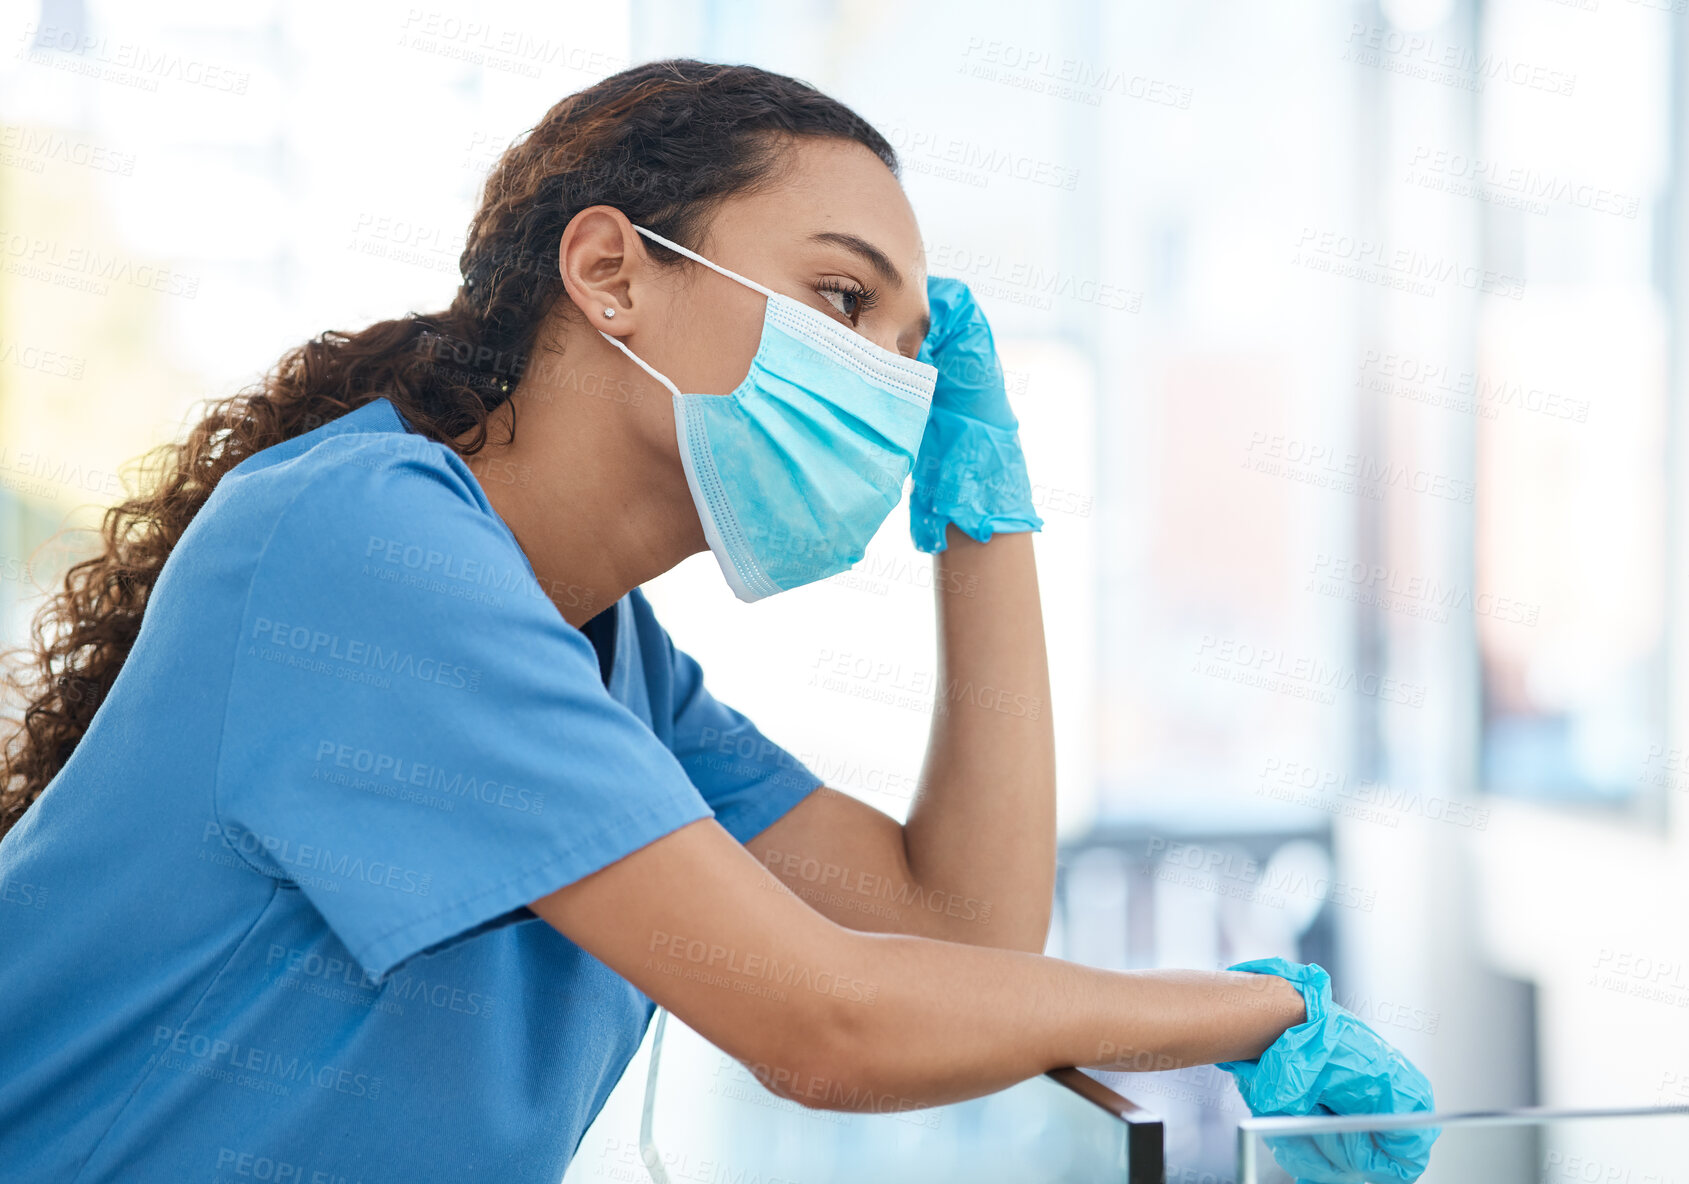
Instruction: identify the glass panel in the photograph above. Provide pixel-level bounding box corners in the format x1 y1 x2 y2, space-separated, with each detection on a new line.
1238 1105 1689 1184
636 1009 1158 1184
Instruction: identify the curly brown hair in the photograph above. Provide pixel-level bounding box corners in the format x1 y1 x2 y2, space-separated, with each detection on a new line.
0 58 897 840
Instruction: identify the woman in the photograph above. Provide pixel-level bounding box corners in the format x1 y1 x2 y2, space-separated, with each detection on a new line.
0 60 1432 1182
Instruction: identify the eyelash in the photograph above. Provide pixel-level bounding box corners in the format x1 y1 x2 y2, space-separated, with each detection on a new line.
815 278 880 324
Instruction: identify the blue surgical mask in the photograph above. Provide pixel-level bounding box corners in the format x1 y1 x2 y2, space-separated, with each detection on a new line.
599 224 937 603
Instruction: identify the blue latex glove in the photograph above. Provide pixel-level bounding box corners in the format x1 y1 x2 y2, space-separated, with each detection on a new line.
1261 1124 1438 1184
1218 958 1439 1184
910 277 1044 553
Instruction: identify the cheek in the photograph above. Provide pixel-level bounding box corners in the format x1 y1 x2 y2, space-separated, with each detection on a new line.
654 287 767 397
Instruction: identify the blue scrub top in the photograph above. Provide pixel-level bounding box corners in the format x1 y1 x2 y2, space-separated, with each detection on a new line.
0 397 823 1183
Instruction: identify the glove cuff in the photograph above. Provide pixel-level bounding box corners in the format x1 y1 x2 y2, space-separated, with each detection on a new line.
1215 958 1337 1116
909 410 1045 554
910 506 1044 553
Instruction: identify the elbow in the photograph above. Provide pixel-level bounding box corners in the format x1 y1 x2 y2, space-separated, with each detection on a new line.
748 990 881 1112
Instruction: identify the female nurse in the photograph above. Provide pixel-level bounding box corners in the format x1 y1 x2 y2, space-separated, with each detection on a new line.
0 59 1434 1183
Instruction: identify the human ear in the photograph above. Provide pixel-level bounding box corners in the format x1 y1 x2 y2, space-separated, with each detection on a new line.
557 205 646 338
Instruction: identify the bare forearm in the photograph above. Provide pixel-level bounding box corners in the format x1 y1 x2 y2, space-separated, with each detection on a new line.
904 527 1056 950
797 932 1305 1110
537 821 1302 1118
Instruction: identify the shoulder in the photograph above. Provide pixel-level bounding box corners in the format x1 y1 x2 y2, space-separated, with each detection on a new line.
176 412 544 643
235 427 484 515
211 407 504 558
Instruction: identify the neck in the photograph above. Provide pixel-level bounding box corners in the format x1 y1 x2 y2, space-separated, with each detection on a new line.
454 335 706 629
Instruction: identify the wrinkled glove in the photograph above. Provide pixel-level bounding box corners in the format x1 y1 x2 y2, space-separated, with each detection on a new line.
1218 958 1439 1184
910 277 1044 553
1261 1126 1438 1184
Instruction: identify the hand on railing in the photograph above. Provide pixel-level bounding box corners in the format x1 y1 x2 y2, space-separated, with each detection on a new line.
1217 958 1439 1183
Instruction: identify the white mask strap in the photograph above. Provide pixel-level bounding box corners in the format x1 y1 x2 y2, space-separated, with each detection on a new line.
631 223 777 300
598 329 682 400
596 222 776 399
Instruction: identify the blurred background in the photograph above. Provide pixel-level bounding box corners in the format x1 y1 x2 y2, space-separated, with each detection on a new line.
2 0 1685 1178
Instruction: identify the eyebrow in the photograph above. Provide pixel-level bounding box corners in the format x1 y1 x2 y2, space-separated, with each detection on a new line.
809 231 931 342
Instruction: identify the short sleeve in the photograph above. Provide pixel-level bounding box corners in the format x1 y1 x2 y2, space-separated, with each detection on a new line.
213 439 713 982
642 597 823 845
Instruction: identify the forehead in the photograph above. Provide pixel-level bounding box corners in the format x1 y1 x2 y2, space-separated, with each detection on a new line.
705 137 927 281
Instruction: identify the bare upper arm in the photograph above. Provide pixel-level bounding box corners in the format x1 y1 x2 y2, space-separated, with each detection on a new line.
745 785 915 914
745 786 1003 942
527 816 870 1092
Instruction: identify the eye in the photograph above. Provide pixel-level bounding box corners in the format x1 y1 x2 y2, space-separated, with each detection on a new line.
815 278 880 325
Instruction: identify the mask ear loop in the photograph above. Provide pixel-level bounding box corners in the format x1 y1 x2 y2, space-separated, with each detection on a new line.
599 330 682 400
596 222 776 400
629 223 778 300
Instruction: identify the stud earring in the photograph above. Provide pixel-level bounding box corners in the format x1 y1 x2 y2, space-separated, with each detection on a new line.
601 307 616 319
